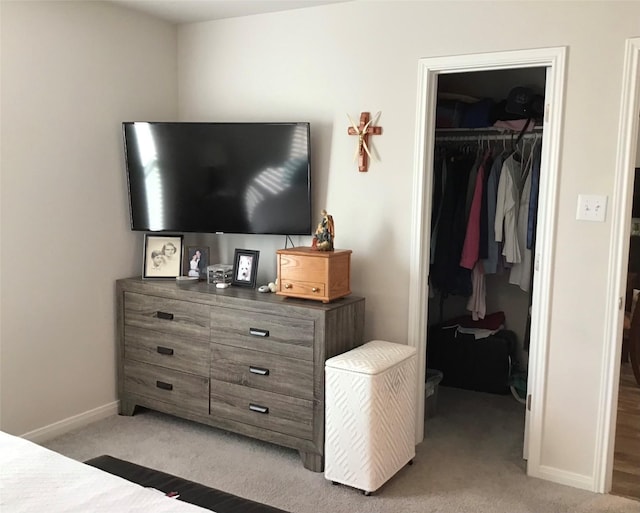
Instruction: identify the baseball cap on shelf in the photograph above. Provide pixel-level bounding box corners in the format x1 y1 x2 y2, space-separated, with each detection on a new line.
505 86 534 116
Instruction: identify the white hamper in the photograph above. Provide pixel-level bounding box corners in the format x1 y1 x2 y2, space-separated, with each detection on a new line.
324 340 417 495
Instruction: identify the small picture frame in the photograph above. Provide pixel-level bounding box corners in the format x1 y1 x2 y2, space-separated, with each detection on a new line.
184 246 210 280
143 234 183 279
232 249 260 288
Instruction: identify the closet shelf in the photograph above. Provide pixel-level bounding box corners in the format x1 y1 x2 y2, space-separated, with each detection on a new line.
435 125 543 141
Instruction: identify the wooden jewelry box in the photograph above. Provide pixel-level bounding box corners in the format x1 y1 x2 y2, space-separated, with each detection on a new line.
276 247 352 303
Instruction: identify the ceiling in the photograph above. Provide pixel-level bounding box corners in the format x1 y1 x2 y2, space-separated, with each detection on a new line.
110 0 351 24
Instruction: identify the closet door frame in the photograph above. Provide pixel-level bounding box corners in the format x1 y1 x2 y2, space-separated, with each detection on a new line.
597 37 640 493
408 47 566 482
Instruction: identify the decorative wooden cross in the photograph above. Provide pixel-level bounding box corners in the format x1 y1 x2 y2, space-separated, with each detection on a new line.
347 111 382 172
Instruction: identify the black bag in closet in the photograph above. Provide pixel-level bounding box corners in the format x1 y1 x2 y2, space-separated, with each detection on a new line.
426 324 518 395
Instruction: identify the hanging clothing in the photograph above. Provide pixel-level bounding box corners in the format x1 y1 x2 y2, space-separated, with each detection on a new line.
483 153 505 274
495 154 524 264
466 260 486 320
460 151 490 269
478 153 492 261
464 157 481 221
508 142 536 291
509 165 533 291
431 133 539 298
430 154 447 264
527 145 542 250
430 151 474 297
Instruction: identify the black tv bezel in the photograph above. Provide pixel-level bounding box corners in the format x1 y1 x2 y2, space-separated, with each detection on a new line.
122 121 312 236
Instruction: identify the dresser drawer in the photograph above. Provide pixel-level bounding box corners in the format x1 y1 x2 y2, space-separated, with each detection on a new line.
211 344 313 400
279 280 325 299
210 380 313 440
124 292 209 339
210 307 313 361
124 325 209 376
124 360 209 415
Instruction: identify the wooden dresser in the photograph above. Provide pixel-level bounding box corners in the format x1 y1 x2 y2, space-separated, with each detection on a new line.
116 278 365 471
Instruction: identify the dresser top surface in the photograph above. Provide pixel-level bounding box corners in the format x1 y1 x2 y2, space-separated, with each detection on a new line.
117 277 363 311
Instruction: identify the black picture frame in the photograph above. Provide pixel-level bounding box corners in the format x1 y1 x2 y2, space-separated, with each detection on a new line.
232 249 260 288
142 234 183 279
184 246 210 280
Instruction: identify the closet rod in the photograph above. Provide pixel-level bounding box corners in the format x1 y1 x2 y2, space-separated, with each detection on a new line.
434 126 543 142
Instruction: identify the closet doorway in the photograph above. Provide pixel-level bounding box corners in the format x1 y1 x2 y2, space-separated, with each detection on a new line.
408 47 567 483
428 67 545 460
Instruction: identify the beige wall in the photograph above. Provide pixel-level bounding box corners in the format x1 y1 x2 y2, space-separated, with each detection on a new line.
0 1 177 434
176 1 639 485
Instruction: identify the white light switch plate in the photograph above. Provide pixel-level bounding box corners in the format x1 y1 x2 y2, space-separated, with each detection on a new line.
576 194 607 222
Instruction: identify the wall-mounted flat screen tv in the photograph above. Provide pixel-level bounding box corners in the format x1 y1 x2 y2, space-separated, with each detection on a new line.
123 121 312 235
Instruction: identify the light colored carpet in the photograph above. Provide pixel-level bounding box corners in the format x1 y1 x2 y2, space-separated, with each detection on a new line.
43 386 638 513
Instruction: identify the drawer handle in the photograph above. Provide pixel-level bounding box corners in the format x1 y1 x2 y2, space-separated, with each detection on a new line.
284 283 292 289
156 380 173 391
157 346 174 356
312 287 319 292
249 366 270 376
156 311 174 321
249 328 269 337
249 403 269 414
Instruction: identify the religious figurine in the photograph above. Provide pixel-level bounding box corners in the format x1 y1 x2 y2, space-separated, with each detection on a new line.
312 209 334 251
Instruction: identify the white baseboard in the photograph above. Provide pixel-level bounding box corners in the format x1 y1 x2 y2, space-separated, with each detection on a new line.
20 401 119 444
533 465 595 492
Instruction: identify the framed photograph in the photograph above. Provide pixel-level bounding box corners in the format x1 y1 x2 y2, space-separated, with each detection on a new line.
143 234 183 279
232 249 260 288
184 246 210 280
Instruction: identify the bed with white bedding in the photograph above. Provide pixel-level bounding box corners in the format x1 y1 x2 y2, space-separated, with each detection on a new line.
0 430 213 513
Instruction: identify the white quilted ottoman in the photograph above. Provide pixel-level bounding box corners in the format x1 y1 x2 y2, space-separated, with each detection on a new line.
324 340 417 495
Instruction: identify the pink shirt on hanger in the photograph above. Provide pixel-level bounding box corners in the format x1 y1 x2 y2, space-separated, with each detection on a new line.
460 154 487 269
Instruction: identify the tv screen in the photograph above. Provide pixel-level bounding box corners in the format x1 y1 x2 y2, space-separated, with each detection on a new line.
122 122 312 235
